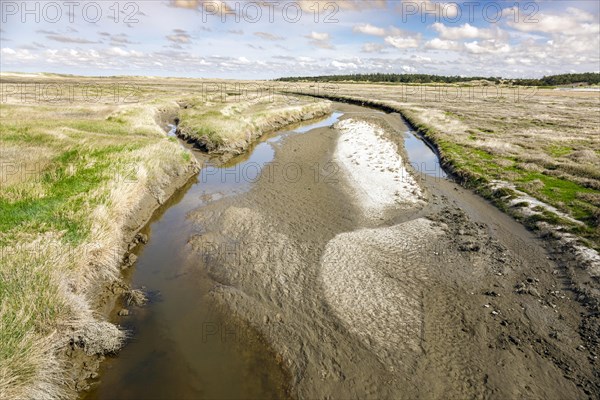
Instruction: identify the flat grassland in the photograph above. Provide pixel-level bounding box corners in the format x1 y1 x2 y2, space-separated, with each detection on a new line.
289 82 600 251
0 73 329 399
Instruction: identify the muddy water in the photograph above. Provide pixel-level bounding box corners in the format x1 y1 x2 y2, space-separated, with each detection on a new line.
84 113 343 400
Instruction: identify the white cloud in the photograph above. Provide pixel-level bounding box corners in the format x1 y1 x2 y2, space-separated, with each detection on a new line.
464 40 510 54
1 47 37 61
564 7 595 22
297 0 387 11
109 34 135 45
166 29 192 43
306 32 330 41
431 23 504 40
45 35 98 44
412 55 432 63
425 38 460 51
353 24 386 37
362 43 387 53
108 47 129 56
254 32 284 41
305 32 334 49
170 0 200 9
104 47 143 57
397 0 458 19
384 35 421 49
507 7 599 36
331 60 358 70
169 0 235 16
354 24 416 41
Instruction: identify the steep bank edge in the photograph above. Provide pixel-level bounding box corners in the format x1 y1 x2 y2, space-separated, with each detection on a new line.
62 106 201 398
175 101 332 162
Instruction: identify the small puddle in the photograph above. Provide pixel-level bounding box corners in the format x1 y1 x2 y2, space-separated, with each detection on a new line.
167 123 177 137
83 112 342 400
403 130 447 179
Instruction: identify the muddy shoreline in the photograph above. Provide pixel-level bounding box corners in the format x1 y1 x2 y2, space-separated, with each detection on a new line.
187 103 599 398
75 111 345 398
66 110 201 396
66 160 200 394
81 102 598 399
287 95 600 391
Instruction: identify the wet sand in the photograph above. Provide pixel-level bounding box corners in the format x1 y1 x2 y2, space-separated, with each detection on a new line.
88 103 598 399
189 103 598 399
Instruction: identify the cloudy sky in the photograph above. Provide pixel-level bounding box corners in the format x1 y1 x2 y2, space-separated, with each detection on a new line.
1 0 599 79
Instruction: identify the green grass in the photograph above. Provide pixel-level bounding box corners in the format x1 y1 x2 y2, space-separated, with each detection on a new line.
513 171 599 225
0 144 148 244
546 144 573 157
444 111 465 120
440 139 600 239
438 141 599 230
1 124 49 143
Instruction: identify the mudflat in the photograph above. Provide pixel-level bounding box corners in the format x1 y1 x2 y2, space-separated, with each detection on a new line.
185 103 597 399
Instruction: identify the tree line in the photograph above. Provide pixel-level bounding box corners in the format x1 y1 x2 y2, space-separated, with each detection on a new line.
275 72 600 86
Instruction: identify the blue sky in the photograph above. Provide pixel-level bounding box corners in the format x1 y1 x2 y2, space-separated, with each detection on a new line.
1 0 599 78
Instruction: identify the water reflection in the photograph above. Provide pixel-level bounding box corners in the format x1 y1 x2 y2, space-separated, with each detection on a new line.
403 130 447 179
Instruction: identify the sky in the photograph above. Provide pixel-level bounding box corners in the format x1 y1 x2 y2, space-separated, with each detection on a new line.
1 0 599 79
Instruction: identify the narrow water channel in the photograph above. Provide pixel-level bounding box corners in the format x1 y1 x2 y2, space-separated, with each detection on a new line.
84 112 343 400
403 130 447 179
84 108 444 399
